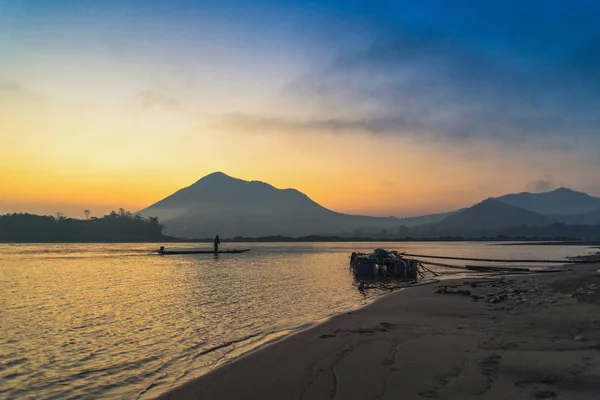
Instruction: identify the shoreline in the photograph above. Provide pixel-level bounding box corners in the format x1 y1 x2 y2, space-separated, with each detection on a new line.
157 263 600 400
159 281 438 396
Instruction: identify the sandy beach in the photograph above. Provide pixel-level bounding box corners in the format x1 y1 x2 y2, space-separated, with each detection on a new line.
158 264 600 400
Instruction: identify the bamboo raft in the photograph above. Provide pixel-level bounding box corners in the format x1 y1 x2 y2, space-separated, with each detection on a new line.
350 249 421 280
350 248 597 279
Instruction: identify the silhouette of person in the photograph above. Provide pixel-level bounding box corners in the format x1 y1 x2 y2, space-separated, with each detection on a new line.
213 235 220 253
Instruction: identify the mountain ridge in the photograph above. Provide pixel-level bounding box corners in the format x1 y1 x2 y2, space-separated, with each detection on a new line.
495 187 600 215
139 172 451 237
417 198 554 235
140 172 600 238
552 208 600 225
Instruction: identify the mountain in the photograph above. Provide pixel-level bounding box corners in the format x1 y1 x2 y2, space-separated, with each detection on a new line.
496 187 600 215
396 211 457 227
139 172 446 238
141 173 598 238
421 198 554 234
553 208 600 225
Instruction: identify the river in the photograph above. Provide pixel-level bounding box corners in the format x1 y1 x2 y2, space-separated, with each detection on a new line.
0 242 595 399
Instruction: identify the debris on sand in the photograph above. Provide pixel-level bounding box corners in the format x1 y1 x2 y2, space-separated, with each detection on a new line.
435 286 471 296
567 251 600 263
435 277 574 310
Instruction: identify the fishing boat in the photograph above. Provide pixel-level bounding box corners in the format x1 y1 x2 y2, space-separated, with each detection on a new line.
153 247 251 255
350 249 419 280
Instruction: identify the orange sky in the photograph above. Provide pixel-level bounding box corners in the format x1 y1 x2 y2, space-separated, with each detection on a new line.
2 104 595 219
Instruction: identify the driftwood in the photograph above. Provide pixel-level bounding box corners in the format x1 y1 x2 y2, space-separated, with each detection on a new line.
420 260 561 275
435 286 471 296
418 262 440 277
419 260 468 270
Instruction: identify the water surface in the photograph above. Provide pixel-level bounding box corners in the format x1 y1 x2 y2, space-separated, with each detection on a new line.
0 242 594 399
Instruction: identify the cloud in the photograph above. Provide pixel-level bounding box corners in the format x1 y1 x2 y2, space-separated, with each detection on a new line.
220 113 422 135
0 80 42 102
223 1 600 148
526 178 556 193
0 82 22 92
581 185 600 197
137 90 181 111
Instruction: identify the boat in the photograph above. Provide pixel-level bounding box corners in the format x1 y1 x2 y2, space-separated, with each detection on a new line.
350 249 419 280
153 247 251 255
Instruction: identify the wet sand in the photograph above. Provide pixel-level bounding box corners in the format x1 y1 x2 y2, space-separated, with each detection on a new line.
158 264 600 400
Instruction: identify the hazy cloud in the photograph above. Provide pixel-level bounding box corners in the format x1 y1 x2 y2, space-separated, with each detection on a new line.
220 113 423 136
0 80 42 102
582 185 600 197
224 1 600 148
137 90 181 111
526 178 556 193
0 82 21 92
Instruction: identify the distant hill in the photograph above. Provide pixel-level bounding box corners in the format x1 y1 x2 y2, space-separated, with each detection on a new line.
139 172 446 238
420 198 554 234
496 188 600 215
553 208 600 225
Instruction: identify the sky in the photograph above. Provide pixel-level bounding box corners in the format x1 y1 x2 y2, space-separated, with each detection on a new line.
1 0 600 218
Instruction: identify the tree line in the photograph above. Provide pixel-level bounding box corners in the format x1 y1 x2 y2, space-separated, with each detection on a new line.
0 209 166 242
348 223 600 240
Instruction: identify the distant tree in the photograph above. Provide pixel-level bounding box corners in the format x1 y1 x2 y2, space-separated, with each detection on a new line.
55 212 66 221
397 226 410 237
84 209 91 220
118 208 126 217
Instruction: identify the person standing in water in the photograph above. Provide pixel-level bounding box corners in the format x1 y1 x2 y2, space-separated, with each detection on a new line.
213 235 220 253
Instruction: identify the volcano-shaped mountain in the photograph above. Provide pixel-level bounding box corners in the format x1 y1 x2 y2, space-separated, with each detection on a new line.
139 172 450 238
